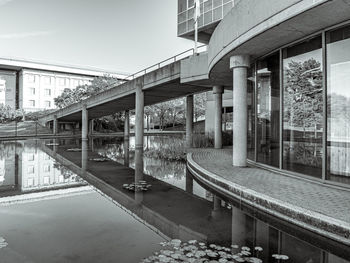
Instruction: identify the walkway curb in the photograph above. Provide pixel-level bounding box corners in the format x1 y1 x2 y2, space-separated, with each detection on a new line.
187 152 350 246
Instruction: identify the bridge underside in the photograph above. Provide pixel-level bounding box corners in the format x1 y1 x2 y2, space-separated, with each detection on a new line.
58 80 210 122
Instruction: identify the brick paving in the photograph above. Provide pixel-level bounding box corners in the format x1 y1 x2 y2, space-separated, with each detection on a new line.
190 148 350 225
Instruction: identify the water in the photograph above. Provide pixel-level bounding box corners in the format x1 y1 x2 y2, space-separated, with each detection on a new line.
0 136 349 263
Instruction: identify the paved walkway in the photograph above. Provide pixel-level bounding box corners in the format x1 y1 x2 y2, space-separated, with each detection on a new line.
188 148 350 245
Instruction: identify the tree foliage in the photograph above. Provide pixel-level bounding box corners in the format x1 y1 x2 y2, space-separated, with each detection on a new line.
0 105 23 123
194 92 207 122
284 58 323 128
54 74 120 109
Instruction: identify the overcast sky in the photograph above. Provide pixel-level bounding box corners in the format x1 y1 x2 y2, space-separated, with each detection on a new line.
0 0 193 74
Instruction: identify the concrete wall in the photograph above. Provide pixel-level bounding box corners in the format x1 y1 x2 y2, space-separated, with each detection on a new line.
180 52 209 83
207 0 341 75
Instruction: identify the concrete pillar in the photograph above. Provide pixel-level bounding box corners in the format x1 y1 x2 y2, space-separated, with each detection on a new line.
213 86 224 149
124 110 130 138
88 119 94 135
186 95 194 148
82 104 88 141
135 82 144 150
53 115 58 135
230 55 250 167
134 79 144 205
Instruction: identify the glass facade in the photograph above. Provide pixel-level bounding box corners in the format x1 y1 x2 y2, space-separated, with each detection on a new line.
177 0 236 36
326 24 350 184
282 36 323 178
247 64 255 160
257 52 280 168
246 23 350 186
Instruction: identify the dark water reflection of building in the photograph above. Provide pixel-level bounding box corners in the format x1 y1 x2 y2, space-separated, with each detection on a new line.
0 140 85 197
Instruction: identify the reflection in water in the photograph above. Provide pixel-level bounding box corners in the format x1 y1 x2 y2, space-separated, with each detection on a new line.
0 140 84 196
0 137 349 262
134 148 144 204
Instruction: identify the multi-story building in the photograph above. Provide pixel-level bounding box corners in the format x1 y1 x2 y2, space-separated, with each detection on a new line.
178 0 350 186
0 57 128 112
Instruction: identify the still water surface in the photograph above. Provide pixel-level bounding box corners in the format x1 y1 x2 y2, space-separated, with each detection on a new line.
0 136 349 263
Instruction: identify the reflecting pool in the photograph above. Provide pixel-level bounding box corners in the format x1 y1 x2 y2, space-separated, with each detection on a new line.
0 136 349 263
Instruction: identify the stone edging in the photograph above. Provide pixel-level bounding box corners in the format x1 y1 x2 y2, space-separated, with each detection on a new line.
187 152 350 246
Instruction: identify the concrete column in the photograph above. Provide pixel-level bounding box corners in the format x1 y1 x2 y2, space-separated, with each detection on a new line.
211 195 223 219
88 119 94 135
230 55 250 167
53 115 58 135
82 104 88 141
213 86 224 149
186 95 194 148
124 110 130 138
135 83 144 150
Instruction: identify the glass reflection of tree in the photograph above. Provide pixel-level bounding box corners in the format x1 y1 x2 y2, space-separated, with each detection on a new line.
284 58 323 167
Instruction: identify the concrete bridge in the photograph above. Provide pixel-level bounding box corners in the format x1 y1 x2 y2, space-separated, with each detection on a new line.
39 46 228 152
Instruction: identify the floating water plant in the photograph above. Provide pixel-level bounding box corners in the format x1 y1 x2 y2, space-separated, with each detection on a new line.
0 237 8 249
140 239 281 263
89 157 108 162
66 148 82 152
122 181 152 192
46 143 59 146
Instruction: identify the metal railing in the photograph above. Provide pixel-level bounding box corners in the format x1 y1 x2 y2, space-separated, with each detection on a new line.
123 45 207 81
39 45 208 122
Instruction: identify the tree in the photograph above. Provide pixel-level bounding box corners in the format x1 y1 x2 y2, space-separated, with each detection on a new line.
194 92 207 122
53 75 124 132
54 74 120 109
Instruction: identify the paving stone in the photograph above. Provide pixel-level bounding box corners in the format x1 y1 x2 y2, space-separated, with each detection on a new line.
191 148 350 224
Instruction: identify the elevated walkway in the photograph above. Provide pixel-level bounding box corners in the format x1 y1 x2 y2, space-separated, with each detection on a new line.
187 148 350 246
40 47 210 124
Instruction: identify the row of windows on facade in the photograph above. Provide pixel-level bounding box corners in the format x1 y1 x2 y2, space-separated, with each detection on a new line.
177 0 234 34
178 0 233 13
26 175 74 187
244 23 350 185
28 87 52 96
26 74 90 86
27 164 51 174
28 100 51 107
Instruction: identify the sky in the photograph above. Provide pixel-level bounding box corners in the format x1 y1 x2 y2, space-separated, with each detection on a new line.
0 0 194 74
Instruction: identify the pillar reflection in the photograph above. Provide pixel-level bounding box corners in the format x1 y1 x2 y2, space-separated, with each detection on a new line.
81 139 88 174
211 195 223 219
123 137 130 167
185 169 193 194
134 148 144 204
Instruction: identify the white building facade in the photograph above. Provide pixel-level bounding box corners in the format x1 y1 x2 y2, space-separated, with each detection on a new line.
0 57 128 112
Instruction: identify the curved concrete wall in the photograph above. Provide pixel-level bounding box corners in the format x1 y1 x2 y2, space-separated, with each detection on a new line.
207 0 349 77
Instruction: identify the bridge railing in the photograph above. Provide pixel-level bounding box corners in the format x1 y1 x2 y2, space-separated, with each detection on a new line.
38 45 208 122
123 45 207 81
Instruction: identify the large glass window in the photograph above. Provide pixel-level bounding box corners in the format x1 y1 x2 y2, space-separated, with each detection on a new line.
282 36 323 178
327 25 350 184
257 52 280 167
247 64 255 161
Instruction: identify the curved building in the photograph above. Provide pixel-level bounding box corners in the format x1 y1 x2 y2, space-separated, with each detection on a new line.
179 0 350 187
